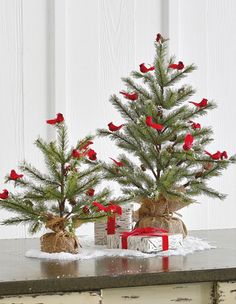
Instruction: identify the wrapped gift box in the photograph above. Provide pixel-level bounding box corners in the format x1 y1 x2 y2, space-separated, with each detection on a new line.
94 204 133 245
107 233 183 253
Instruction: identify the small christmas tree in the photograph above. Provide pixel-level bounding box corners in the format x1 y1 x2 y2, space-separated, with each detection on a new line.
0 113 110 253
98 34 236 236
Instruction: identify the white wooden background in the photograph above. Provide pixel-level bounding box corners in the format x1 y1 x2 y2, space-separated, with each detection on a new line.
0 0 235 239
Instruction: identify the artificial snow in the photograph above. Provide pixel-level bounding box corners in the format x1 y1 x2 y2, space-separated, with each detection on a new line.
25 235 215 261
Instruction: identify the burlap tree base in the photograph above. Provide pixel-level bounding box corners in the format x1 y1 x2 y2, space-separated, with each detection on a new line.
137 216 187 237
40 217 79 254
134 194 189 237
40 232 79 254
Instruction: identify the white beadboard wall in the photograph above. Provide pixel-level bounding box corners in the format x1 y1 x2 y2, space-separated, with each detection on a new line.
0 0 235 239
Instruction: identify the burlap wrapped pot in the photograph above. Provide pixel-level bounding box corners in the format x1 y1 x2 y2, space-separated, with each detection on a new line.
134 193 188 237
40 231 79 254
40 216 79 254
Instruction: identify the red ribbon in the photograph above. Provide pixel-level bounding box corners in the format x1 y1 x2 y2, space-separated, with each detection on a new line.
162 256 169 271
121 227 169 251
93 202 122 235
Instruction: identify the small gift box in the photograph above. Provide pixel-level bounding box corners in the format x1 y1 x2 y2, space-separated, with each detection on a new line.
94 204 133 245
107 227 183 253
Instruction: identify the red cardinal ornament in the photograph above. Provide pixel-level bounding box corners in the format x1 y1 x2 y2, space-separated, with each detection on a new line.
146 116 164 131
108 122 123 132
0 189 9 199
86 188 95 196
156 33 162 43
87 149 97 161
110 158 124 167
169 61 184 70
139 63 155 73
72 149 81 159
120 91 138 101
189 121 201 129
183 134 194 151
80 140 93 150
46 113 64 125
205 150 228 160
189 98 208 108
10 170 23 180
221 151 228 159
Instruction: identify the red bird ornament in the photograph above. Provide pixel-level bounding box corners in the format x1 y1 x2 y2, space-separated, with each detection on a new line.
10 170 23 180
110 158 124 167
146 116 164 131
189 98 208 108
87 149 97 161
0 189 9 199
108 122 123 132
139 63 155 73
183 134 194 151
156 33 162 43
189 121 201 129
205 150 228 160
80 140 93 150
46 113 64 125
169 61 184 70
120 91 138 101
72 149 81 159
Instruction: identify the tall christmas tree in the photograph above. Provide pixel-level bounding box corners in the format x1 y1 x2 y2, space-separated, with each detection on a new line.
0 113 110 253
98 34 236 236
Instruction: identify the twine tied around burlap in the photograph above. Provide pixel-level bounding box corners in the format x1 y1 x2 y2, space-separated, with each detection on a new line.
134 193 188 237
40 217 79 254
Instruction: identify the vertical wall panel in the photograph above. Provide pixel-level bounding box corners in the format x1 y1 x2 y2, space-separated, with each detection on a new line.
23 0 52 238
204 0 236 229
0 0 25 238
0 0 51 238
169 0 236 230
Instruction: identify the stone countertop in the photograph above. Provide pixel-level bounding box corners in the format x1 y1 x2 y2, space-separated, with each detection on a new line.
0 229 235 296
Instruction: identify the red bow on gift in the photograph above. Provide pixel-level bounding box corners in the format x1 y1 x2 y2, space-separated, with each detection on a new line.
93 202 122 234
121 227 169 251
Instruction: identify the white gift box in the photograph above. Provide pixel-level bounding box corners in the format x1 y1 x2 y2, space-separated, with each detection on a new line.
94 204 133 245
107 233 183 253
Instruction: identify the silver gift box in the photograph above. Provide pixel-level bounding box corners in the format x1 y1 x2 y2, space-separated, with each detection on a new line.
94 204 134 245
107 233 183 253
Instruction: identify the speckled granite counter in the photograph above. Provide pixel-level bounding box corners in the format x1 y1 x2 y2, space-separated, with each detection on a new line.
0 229 235 296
